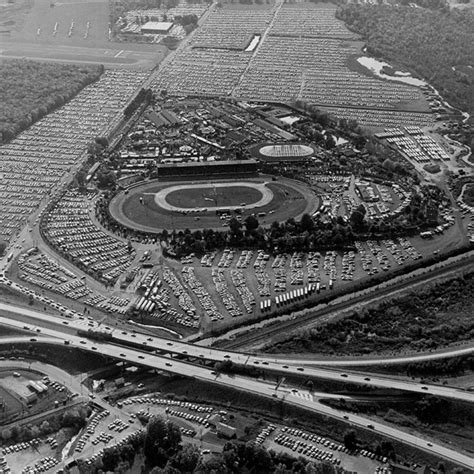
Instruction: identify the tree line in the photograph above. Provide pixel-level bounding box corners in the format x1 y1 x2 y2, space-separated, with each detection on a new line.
336 4 474 115
0 60 103 143
263 271 474 356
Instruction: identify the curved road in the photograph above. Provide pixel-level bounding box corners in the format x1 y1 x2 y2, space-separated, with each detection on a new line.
0 329 472 469
0 308 473 404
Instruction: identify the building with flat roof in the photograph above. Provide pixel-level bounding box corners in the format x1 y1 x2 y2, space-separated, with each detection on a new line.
141 22 173 35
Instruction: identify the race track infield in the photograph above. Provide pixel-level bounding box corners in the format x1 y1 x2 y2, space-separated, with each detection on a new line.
109 177 319 233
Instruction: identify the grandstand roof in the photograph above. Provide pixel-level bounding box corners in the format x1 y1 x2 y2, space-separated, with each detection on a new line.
158 159 258 169
141 22 173 34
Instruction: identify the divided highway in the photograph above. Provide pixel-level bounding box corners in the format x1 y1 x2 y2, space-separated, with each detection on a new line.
1 321 473 469
1 302 473 403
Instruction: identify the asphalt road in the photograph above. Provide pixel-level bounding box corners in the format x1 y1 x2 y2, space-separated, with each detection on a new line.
1 302 473 403
0 326 472 469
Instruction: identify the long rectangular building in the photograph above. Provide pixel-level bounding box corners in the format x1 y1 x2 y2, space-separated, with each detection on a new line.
157 159 258 177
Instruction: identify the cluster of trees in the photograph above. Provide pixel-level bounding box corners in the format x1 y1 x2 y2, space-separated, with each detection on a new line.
463 183 474 206
167 183 440 257
1 407 89 445
336 5 474 115
124 88 154 119
0 60 103 143
96 181 439 258
264 271 474 355
82 414 348 473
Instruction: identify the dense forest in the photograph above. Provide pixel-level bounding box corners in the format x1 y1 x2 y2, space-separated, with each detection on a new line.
264 272 474 355
337 5 474 115
0 60 103 143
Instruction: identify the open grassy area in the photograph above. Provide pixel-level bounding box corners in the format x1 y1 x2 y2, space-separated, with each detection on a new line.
165 185 263 209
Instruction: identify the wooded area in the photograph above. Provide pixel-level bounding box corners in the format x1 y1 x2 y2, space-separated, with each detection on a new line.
0 60 103 143
264 271 474 355
337 5 474 115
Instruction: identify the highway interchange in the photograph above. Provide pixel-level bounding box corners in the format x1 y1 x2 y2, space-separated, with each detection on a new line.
0 300 473 469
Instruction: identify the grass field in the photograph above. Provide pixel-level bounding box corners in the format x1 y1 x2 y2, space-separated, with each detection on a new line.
11 0 110 47
1 0 166 68
165 185 263 209
111 177 318 233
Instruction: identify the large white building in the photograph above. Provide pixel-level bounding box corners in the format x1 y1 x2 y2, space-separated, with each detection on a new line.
141 21 173 35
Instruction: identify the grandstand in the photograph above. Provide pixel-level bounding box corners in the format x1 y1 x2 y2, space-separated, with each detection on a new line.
157 159 258 178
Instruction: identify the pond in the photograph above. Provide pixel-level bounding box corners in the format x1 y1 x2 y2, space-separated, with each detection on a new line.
357 56 427 87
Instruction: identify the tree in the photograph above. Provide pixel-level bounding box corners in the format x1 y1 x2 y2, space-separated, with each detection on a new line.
96 168 116 189
244 215 259 233
300 213 315 232
343 429 357 450
102 446 120 472
350 204 366 232
144 416 182 468
228 218 242 236
167 444 200 472
95 136 109 148
76 170 87 190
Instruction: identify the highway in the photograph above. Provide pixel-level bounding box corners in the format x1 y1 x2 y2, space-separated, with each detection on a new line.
1 326 473 469
1 304 473 404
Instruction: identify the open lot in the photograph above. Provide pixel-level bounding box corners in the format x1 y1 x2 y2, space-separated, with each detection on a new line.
0 0 166 68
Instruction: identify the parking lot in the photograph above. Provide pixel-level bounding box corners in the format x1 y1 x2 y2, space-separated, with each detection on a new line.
42 190 135 287
152 3 433 129
0 70 147 245
256 423 390 474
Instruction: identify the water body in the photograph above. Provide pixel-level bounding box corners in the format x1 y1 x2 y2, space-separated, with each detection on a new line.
357 56 427 87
